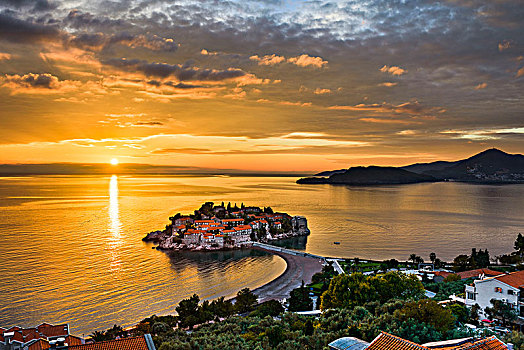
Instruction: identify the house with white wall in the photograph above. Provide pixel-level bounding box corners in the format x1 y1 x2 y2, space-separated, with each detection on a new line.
465 270 524 319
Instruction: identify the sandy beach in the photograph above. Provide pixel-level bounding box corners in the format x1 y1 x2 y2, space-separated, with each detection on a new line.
251 246 324 302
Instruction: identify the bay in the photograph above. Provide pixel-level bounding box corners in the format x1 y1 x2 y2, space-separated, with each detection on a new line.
1 175 523 334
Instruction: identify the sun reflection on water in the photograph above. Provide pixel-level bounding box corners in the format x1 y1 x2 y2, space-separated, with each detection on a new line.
108 175 122 273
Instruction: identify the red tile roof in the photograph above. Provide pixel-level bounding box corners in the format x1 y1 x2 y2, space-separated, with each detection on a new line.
366 333 507 350
367 332 429 350
69 336 152 350
454 336 507 350
28 339 50 350
37 324 69 338
491 270 524 288
457 269 502 280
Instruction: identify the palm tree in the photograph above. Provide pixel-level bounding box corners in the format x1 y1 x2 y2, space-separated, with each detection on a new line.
409 254 417 266
430 252 436 264
89 331 106 342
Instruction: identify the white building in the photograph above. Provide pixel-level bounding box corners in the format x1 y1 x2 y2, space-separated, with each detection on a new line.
465 270 524 318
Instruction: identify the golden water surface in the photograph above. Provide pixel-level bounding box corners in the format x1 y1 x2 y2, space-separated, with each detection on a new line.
1 175 523 334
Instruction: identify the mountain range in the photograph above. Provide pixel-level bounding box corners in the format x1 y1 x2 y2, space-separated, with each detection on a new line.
297 148 524 185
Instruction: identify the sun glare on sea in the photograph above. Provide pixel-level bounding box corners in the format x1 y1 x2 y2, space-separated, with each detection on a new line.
110 158 119 166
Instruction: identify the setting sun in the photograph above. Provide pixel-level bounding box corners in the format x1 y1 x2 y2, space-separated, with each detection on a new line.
110 158 119 166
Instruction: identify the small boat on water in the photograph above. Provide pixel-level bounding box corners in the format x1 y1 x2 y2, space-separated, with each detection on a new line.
333 241 340 245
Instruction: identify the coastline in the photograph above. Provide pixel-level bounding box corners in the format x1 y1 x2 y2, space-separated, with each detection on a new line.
250 246 324 302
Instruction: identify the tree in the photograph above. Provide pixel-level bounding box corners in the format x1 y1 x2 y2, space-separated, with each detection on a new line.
515 233 524 257
89 331 107 342
176 294 200 328
235 288 258 314
395 299 455 333
469 304 481 325
409 254 417 265
320 272 424 309
250 300 284 317
453 254 470 271
209 296 234 318
434 258 442 269
443 274 461 282
288 281 313 312
485 299 518 326
430 252 436 264
448 303 469 324
304 319 314 336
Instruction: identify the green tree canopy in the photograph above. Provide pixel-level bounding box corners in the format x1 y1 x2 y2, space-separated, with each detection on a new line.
320 272 425 309
235 288 258 314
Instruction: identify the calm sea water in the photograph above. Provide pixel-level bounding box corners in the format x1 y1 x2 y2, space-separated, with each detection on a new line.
1 175 523 334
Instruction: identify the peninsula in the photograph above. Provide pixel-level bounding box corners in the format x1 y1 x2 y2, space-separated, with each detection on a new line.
297 148 524 186
143 202 310 251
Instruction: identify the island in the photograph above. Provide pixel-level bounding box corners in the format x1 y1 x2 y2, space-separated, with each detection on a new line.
297 148 524 186
143 202 310 251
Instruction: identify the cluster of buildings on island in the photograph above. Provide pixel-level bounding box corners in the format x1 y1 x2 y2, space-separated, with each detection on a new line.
149 203 309 250
0 323 156 350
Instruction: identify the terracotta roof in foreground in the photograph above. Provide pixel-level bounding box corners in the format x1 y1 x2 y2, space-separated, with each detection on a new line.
366 332 429 350
366 333 507 350
69 336 155 350
454 336 507 350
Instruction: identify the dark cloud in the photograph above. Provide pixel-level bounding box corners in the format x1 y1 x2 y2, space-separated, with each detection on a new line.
133 121 163 126
66 32 178 51
64 9 126 30
0 0 57 12
0 12 61 43
104 58 246 81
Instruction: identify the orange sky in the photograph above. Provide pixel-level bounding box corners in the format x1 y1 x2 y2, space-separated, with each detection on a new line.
0 1 523 172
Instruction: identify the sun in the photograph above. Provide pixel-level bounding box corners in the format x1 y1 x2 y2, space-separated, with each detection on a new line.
110 158 119 166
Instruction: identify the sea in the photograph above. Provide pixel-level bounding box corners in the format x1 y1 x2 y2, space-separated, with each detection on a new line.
1 175 523 334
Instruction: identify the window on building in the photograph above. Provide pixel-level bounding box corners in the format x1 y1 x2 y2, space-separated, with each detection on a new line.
495 287 503 293
467 292 476 300
508 290 514 295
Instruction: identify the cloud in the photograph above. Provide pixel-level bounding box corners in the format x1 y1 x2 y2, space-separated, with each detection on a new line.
67 32 178 52
360 118 419 125
328 101 444 115
378 82 397 87
0 0 57 11
104 58 247 82
288 54 328 68
474 82 487 90
517 67 524 77
250 53 327 68
314 88 331 94
151 147 213 154
0 52 11 60
250 54 286 65
0 73 81 94
200 49 217 56
379 65 407 76
498 40 513 51
0 12 62 44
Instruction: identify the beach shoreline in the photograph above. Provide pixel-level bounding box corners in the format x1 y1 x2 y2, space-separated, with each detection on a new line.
250 246 324 302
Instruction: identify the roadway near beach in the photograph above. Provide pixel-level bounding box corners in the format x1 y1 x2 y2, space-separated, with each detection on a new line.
251 246 324 302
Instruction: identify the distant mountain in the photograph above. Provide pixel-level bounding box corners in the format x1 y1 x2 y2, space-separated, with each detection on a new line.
297 166 436 185
314 169 347 177
401 161 457 174
403 148 524 182
298 148 524 185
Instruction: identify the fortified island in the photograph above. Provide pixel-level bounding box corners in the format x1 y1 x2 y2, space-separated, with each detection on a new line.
143 202 310 251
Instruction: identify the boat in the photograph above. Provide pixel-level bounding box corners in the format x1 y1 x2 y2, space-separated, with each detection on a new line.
333 242 340 245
